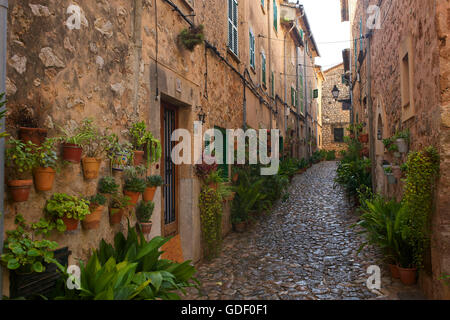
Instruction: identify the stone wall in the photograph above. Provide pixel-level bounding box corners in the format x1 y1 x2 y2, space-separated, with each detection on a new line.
349 0 450 299
322 63 350 153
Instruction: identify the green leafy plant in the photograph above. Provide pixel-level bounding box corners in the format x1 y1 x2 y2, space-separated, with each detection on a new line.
104 133 133 174
44 193 91 232
231 171 266 224
33 138 58 169
178 24 205 51
1 215 59 274
205 169 225 185
78 118 108 158
5 138 37 179
384 166 393 174
326 150 336 161
89 194 107 208
136 201 154 223
57 121 92 146
110 193 132 210
98 176 119 194
129 121 162 166
146 175 164 187
53 224 199 300
0 93 9 139
124 166 147 193
400 146 440 269
199 187 223 260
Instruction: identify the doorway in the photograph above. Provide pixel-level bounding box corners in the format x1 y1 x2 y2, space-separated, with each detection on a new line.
160 102 179 237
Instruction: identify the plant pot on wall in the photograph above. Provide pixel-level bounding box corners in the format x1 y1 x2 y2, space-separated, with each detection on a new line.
8 180 33 202
396 138 409 154
124 190 140 206
33 167 55 191
234 222 247 233
392 166 402 180
61 217 79 231
82 205 104 230
19 127 48 146
358 134 369 144
133 150 145 166
137 221 152 235
398 267 417 285
143 187 157 202
82 158 101 180
62 143 83 163
386 173 396 185
389 264 400 279
109 208 124 225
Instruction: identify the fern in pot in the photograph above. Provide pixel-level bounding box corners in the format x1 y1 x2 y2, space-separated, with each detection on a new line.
135 200 154 235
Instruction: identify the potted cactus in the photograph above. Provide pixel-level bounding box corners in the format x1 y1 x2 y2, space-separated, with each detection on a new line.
6 138 36 202
82 194 107 230
143 175 163 202
135 200 154 235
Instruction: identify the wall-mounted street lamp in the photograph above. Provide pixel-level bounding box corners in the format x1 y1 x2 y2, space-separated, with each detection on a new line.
331 85 340 100
377 129 382 141
198 109 207 124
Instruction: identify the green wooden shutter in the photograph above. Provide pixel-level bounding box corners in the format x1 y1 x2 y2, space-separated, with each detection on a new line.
271 71 275 97
262 53 266 87
214 126 229 180
313 89 319 99
273 0 278 31
299 73 304 113
249 29 255 68
291 87 295 106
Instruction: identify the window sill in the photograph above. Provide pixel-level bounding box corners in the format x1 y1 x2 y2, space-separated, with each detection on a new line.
227 47 240 63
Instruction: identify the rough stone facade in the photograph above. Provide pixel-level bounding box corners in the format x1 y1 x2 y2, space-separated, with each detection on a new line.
322 63 350 153
346 0 450 299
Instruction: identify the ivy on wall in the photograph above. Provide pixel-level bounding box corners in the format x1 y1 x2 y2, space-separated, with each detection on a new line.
401 146 440 269
199 187 223 261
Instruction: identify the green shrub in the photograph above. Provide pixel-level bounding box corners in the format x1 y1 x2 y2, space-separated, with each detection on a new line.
124 177 147 193
136 201 155 223
199 187 223 260
146 175 163 187
98 176 119 194
44 193 91 232
89 194 107 207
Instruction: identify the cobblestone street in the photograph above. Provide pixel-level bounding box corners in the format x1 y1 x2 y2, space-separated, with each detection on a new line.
185 162 424 300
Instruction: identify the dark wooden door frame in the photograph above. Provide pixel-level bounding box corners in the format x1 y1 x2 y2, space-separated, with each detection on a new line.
160 102 179 237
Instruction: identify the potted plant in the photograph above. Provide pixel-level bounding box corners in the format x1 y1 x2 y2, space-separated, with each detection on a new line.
82 194 107 230
44 193 91 232
79 119 108 179
123 166 147 205
5 138 36 202
204 170 224 190
135 200 154 235
33 138 58 191
105 133 133 173
109 193 131 225
143 175 163 202
384 166 396 184
178 24 205 51
358 133 369 144
57 122 91 163
392 165 402 180
395 130 410 154
98 176 119 195
195 154 219 184
9 99 49 146
0 215 59 275
129 121 162 167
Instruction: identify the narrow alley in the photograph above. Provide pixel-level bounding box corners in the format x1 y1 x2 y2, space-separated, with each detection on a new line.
186 162 423 300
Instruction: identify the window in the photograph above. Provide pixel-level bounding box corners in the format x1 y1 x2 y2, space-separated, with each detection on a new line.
261 53 267 87
334 128 344 143
299 73 304 113
359 18 363 52
399 36 415 122
228 0 238 56
273 0 278 32
313 89 319 99
249 29 255 69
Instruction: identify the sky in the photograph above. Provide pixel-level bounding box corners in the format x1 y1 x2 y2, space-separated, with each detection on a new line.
290 0 350 70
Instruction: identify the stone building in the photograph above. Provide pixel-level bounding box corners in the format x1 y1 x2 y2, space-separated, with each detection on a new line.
0 0 322 296
342 0 450 299
321 63 351 153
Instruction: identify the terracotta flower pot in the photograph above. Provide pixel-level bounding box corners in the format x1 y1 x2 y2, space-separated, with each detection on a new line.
82 158 101 180
137 221 152 235
358 134 369 144
62 217 79 231
389 264 400 279
234 222 247 233
109 208 124 225
398 267 417 285
33 167 56 191
124 190 140 205
133 150 145 166
396 138 408 153
232 173 239 183
143 187 157 202
208 183 218 190
8 180 33 202
19 127 48 146
62 143 83 163
82 205 104 230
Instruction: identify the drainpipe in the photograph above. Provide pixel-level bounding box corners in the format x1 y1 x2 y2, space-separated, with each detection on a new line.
284 23 296 135
367 31 376 191
0 0 8 301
